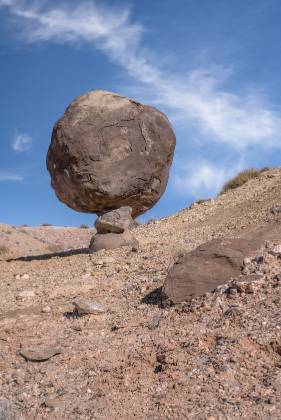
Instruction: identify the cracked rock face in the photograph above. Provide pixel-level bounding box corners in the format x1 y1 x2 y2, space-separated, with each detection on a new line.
47 90 176 217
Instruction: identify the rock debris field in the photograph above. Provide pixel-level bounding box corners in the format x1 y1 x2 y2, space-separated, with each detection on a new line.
1 168 281 419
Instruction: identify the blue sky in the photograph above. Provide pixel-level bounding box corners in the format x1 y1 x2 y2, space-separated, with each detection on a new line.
1 0 281 226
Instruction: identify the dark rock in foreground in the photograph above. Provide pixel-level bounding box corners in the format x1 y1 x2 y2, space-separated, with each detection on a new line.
47 90 176 217
162 224 281 305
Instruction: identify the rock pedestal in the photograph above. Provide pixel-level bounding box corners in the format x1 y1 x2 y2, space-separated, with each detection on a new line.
89 206 139 252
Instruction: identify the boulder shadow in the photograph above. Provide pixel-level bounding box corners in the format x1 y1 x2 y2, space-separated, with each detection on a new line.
141 287 163 306
7 247 93 262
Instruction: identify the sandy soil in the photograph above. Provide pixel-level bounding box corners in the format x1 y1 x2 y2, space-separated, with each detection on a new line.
1 168 281 419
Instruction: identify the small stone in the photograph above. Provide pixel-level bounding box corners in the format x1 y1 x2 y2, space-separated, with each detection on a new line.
72 298 107 315
243 257 252 266
255 255 264 264
95 260 104 266
12 369 25 385
21 274 30 280
44 396 62 410
18 290 35 298
82 273 91 279
215 284 229 294
42 306 51 313
269 245 281 256
227 288 237 296
95 206 133 234
0 399 12 420
20 346 61 362
271 205 281 215
15 274 21 280
147 314 162 330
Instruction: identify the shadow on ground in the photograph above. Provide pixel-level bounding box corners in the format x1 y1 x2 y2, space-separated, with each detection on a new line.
7 248 93 262
141 287 163 306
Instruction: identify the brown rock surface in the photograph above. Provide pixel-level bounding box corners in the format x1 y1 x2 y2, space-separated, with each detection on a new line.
162 224 281 304
89 230 139 252
95 206 133 234
47 90 176 217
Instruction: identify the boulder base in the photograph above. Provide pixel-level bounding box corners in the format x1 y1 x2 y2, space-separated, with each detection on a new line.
89 230 139 252
95 206 133 234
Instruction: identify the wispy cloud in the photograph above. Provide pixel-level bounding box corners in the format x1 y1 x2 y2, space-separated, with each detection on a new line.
12 132 32 152
1 1 281 151
0 173 24 182
173 158 244 197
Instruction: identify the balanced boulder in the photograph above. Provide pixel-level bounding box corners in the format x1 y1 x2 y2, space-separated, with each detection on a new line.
47 90 176 217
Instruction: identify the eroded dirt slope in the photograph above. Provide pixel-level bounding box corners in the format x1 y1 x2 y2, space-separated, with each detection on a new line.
1 168 281 419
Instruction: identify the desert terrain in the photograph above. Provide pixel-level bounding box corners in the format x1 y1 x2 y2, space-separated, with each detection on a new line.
1 168 281 419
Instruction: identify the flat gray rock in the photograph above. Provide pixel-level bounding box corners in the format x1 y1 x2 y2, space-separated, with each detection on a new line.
95 206 133 234
19 346 61 362
89 230 139 252
72 298 107 315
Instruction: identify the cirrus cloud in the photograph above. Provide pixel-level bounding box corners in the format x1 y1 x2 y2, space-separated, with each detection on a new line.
1 0 281 151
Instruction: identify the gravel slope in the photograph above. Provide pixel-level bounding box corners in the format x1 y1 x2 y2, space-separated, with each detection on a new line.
1 168 281 419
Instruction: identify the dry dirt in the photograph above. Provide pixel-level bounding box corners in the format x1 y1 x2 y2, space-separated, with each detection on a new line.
1 168 281 419
0 225 95 259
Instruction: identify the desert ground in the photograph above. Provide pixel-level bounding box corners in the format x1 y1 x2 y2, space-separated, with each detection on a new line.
1 168 281 419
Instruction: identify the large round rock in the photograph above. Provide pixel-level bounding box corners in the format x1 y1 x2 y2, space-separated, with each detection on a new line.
47 90 176 217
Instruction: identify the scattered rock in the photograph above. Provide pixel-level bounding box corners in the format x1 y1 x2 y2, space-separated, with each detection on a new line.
271 205 281 215
17 290 35 298
47 90 176 217
89 230 139 252
19 345 61 362
95 206 134 234
0 399 12 420
43 396 63 411
162 224 281 304
147 314 162 330
42 305 51 313
72 298 107 315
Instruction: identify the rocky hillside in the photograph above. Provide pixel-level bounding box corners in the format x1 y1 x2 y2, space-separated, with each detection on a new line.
1 168 281 419
0 225 95 259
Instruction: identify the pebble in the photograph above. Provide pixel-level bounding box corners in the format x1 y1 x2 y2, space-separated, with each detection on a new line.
44 396 62 410
0 399 12 420
270 245 281 256
147 314 162 330
82 273 91 279
72 298 107 315
15 273 30 281
42 305 51 313
94 257 115 266
17 290 35 298
20 345 61 362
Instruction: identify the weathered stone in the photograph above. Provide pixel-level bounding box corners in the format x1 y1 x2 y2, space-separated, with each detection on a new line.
95 206 133 233
0 399 12 420
17 290 35 298
47 90 176 217
19 346 61 362
89 230 139 252
72 298 107 315
162 223 281 305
